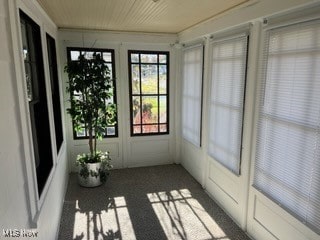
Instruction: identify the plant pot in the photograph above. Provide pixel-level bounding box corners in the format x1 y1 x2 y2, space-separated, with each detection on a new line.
78 162 102 187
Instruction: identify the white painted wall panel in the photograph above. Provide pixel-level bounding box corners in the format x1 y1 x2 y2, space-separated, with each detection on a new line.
130 140 169 156
71 142 121 169
208 161 239 203
0 0 30 230
127 139 173 167
248 192 320 240
1 1 69 240
253 196 306 240
37 149 68 240
180 140 204 184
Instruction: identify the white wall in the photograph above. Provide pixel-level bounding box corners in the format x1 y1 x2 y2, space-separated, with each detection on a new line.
0 0 29 231
178 0 320 240
59 30 179 171
0 0 69 239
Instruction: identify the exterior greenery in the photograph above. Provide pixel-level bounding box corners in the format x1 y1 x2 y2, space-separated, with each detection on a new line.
65 53 116 182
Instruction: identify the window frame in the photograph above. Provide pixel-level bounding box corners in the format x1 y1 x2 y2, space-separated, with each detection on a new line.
66 47 119 140
128 50 170 136
19 10 54 197
46 33 64 153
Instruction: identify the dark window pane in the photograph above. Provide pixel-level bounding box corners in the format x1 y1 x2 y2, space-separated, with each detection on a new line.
106 127 116 136
141 54 157 63
131 53 139 63
133 125 141 134
142 96 158 124
103 52 112 62
159 96 167 123
106 63 113 77
70 51 80 61
132 96 141 124
143 124 159 133
159 65 167 94
76 127 86 137
160 124 167 132
20 10 53 197
20 22 29 61
141 64 158 94
46 34 64 152
26 24 36 61
24 63 33 101
131 64 140 94
83 51 94 59
159 54 167 63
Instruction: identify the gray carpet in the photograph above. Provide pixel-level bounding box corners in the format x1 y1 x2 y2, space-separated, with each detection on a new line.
58 164 251 240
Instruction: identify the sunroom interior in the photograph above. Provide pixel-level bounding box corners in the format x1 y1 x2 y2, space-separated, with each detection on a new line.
1 0 320 239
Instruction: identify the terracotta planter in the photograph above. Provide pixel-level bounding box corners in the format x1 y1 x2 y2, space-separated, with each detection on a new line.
78 162 102 187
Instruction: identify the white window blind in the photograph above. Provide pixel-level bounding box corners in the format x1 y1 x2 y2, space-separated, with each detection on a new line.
182 45 203 147
254 20 320 234
208 35 248 175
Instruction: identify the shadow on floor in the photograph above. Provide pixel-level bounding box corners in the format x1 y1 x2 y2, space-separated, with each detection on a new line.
58 164 250 240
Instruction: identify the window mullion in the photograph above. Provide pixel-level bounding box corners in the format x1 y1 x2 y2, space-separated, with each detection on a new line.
128 51 169 136
157 55 160 132
138 54 143 132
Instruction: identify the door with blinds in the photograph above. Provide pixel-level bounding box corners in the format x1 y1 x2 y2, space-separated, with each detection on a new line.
180 44 204 182
205 31 250 226
181 44 203 147
249 18 320 240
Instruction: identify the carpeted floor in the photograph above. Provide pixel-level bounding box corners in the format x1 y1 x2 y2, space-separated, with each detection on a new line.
58 164 251 240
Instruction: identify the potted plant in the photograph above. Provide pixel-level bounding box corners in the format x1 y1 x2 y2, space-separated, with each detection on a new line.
65 53 116 187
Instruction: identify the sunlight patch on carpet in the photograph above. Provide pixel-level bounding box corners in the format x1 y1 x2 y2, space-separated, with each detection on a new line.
72 198 136 240
147 189 229 240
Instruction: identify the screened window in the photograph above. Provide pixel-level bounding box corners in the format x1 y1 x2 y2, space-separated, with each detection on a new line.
66 48 118 139
46 34 63 152
181 45 203 147
128 51 169 136
20 11 53 196
208 35 248 175
254 20 320 234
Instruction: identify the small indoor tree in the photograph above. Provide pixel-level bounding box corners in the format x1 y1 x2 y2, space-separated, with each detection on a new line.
65 53 116 187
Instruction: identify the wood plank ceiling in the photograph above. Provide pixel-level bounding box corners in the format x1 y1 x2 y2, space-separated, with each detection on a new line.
37 0 250 33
